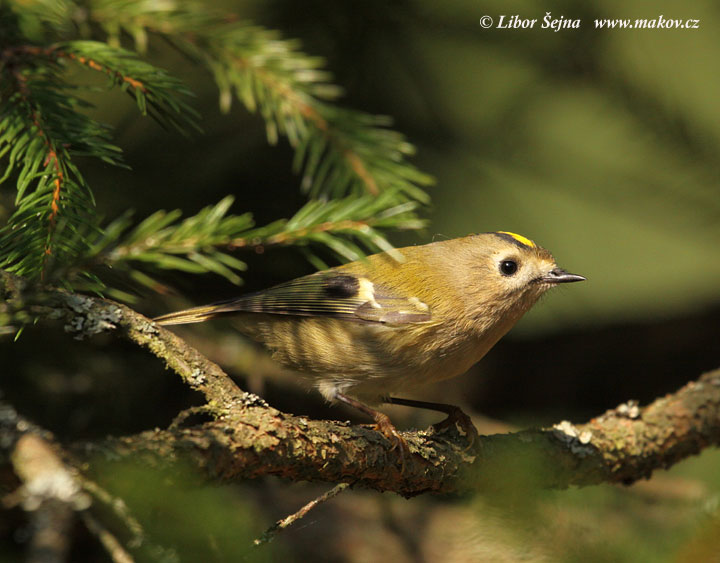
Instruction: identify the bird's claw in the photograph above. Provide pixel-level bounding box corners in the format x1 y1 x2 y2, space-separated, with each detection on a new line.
431 406 479 450
373 414 411 473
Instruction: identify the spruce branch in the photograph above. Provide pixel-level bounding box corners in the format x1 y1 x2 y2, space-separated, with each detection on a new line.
231 191 426 262
4 41 200 134
54 40 200 133
5 0 77 38
1 1 431 297
86 193 425 295
0 60 122 279
83 0 433 201
89 197 253 289
0 28 197 281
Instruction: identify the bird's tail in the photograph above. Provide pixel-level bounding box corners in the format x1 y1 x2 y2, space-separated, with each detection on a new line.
154 299 243 326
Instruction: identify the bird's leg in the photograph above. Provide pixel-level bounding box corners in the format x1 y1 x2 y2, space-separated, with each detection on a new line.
385 397 479 447
335 393 410 460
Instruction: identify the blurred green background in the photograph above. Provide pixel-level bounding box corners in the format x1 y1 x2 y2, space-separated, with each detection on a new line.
2 0 720 561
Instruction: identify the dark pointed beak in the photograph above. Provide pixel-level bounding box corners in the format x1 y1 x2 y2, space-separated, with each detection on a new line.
542 268 586 284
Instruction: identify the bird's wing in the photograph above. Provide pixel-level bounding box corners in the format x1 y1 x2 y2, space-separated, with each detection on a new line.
154 272 433 326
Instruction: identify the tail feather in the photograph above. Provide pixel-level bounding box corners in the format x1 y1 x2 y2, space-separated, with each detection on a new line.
154 301 241 326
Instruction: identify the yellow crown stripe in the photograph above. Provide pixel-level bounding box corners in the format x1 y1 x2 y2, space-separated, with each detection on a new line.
496 231 536 248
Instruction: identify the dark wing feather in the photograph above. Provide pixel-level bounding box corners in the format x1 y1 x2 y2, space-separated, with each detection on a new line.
154 272 433 326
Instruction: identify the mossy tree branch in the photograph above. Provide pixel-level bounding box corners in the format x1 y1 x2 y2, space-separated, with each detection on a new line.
80 370 720 497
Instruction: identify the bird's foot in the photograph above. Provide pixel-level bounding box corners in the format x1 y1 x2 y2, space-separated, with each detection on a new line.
335 393 411 472
431 406 479 449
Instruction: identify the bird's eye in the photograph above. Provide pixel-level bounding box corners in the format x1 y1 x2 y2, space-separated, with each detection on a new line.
499 260 518 276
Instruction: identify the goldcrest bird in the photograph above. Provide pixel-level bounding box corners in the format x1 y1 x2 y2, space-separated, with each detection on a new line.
154 231 584 448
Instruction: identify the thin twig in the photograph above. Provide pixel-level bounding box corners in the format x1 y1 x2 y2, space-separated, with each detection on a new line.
253 483 350 546
169 405 214 430
82 512 135 563
79 477 144 548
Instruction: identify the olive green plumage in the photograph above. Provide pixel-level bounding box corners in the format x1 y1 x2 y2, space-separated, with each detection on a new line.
155 232 584 406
